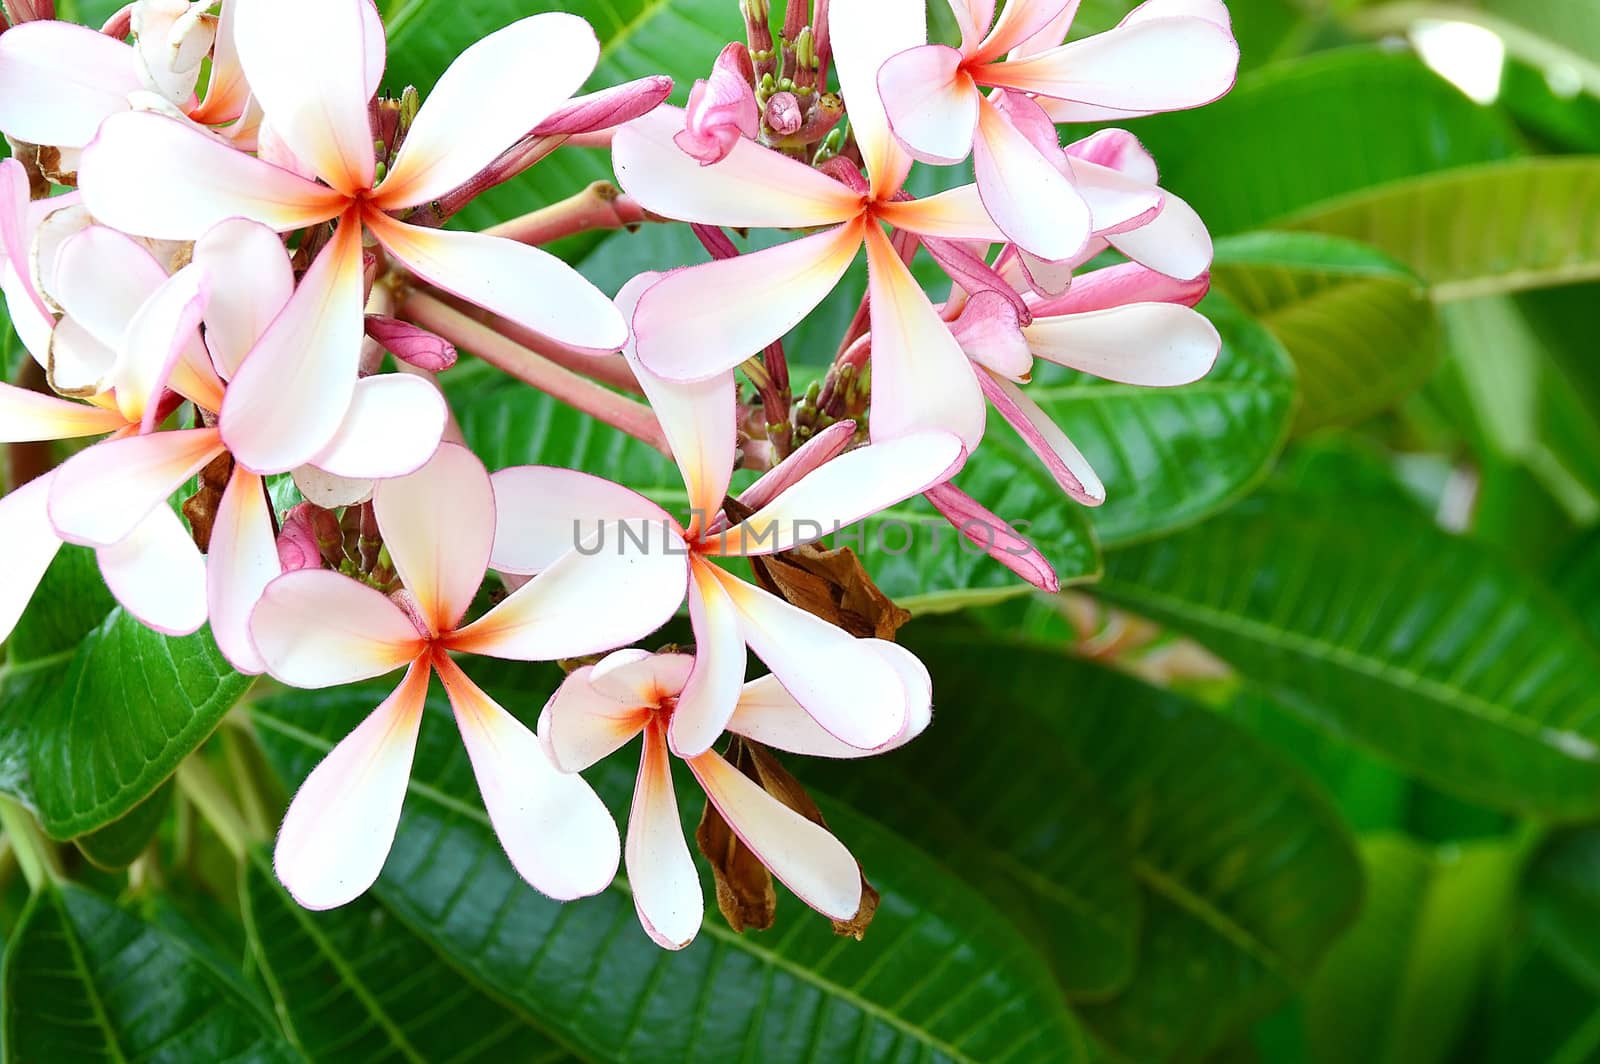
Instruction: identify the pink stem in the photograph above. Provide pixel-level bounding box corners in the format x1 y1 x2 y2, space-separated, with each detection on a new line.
484 180 662 246
399 290 669 455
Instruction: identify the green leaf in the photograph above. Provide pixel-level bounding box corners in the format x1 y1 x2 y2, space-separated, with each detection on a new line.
383 0 742 237
1 882 298 1063
945 648 1359 1061
1301 834 1522 1064
1285 158 1600 301
447 368 1101 612
28 608 252 839
1210 232 1441 432
1527 829 1600 995
74 778 174 870
1124 47 1522 237
249 670 1090 1064
1056 292 1297 548
1092 484 1600 816
801 626 1142 998
240 849 573 1063
1553 532 1600 642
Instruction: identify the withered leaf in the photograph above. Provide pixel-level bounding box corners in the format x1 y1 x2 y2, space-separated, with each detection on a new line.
749 543 911 640
182 451 236 553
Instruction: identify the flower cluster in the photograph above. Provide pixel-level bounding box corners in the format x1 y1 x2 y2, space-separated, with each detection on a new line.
0 0 1236 946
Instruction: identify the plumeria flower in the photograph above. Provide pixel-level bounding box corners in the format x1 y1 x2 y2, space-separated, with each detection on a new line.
0 0 256 168
488 273 962 760
0 157 74 367
247 443 690 909
614 0 1024 449
996 113 1212 294
75 0 626 474
876 0 1236 258
953 261 1220 505
41 217 446 670
539 647 931 949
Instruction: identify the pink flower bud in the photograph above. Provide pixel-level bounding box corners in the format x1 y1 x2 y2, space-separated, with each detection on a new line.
674 43 758 165
276 504 324 572
365 314 458 371
532 75 673 137
763 91 802 136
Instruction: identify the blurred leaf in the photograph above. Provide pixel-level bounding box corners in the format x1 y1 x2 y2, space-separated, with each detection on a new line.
1552 532 1600 641
74 778 173 870
28 609 252 839
1045 292 1298 549
1286 158 1600 300
1302 834 1522 1064
1483 944 1600 1064
383 0 741 238
1126 47 1521 236
1 882 297 1063
241 849 573 1063
1527 828 1600 994
250 671 1091 1064
1092 484 1600 816
1211 232 1440 432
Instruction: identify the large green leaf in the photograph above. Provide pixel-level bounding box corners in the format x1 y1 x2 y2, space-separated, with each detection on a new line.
1285 158 1600 300
1301 835 1522 1064
383 0 742 237
1 882 298 1062
1210 232 1440 432
27 608 252 839
249 669 1090 1064
1123 47 1522 237
240 850 573 1063
1092 484 1600 816
74 779 174 871
446 366 1101 612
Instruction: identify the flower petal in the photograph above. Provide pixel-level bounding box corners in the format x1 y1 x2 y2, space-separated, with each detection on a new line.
487 467 676 576
829 0 921 197
0 383 124 442
986 16 1239 115
188 0 250 124
1107 187 1213 280
877 45 978 165
450 522 688 661
97 503 208 636
666 560 747 757
632 220 864 382
50 225 169 354
370 442 492 635
710 431 965 556
1024 301 1220 384
436 655 621 900
233 0 377 194
250 569 425 688
48 427 222 547
375 13 598 210
972 95 1090 261
610 276 735 530
591 650 696 706
310 374 447 480
978 369 1105 504
1030 260 1208 315
687 748 861 921
924 481 1060 592
0 21 140 148
876 182 1006 242
863 224 986 449
733 420 856 514
207 469 280 674
0 472 64 642
628 721 703 949
220 211 365 473
78 112 347 239
274 659 429 910
46 318 118 396
728 639 932 756
192 218 295 378
539 663 651 773
976 0 1078 62
949 290 1034 378
612 105 861 228
365 211 625 353
716 569 909 750
113 262 223 427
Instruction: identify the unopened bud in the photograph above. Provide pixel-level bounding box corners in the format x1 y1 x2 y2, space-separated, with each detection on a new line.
398 85 421 133
365 314 458 372
763 91 802 136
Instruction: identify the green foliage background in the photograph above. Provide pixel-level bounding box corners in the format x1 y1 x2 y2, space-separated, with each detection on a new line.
5 0 1600 1061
